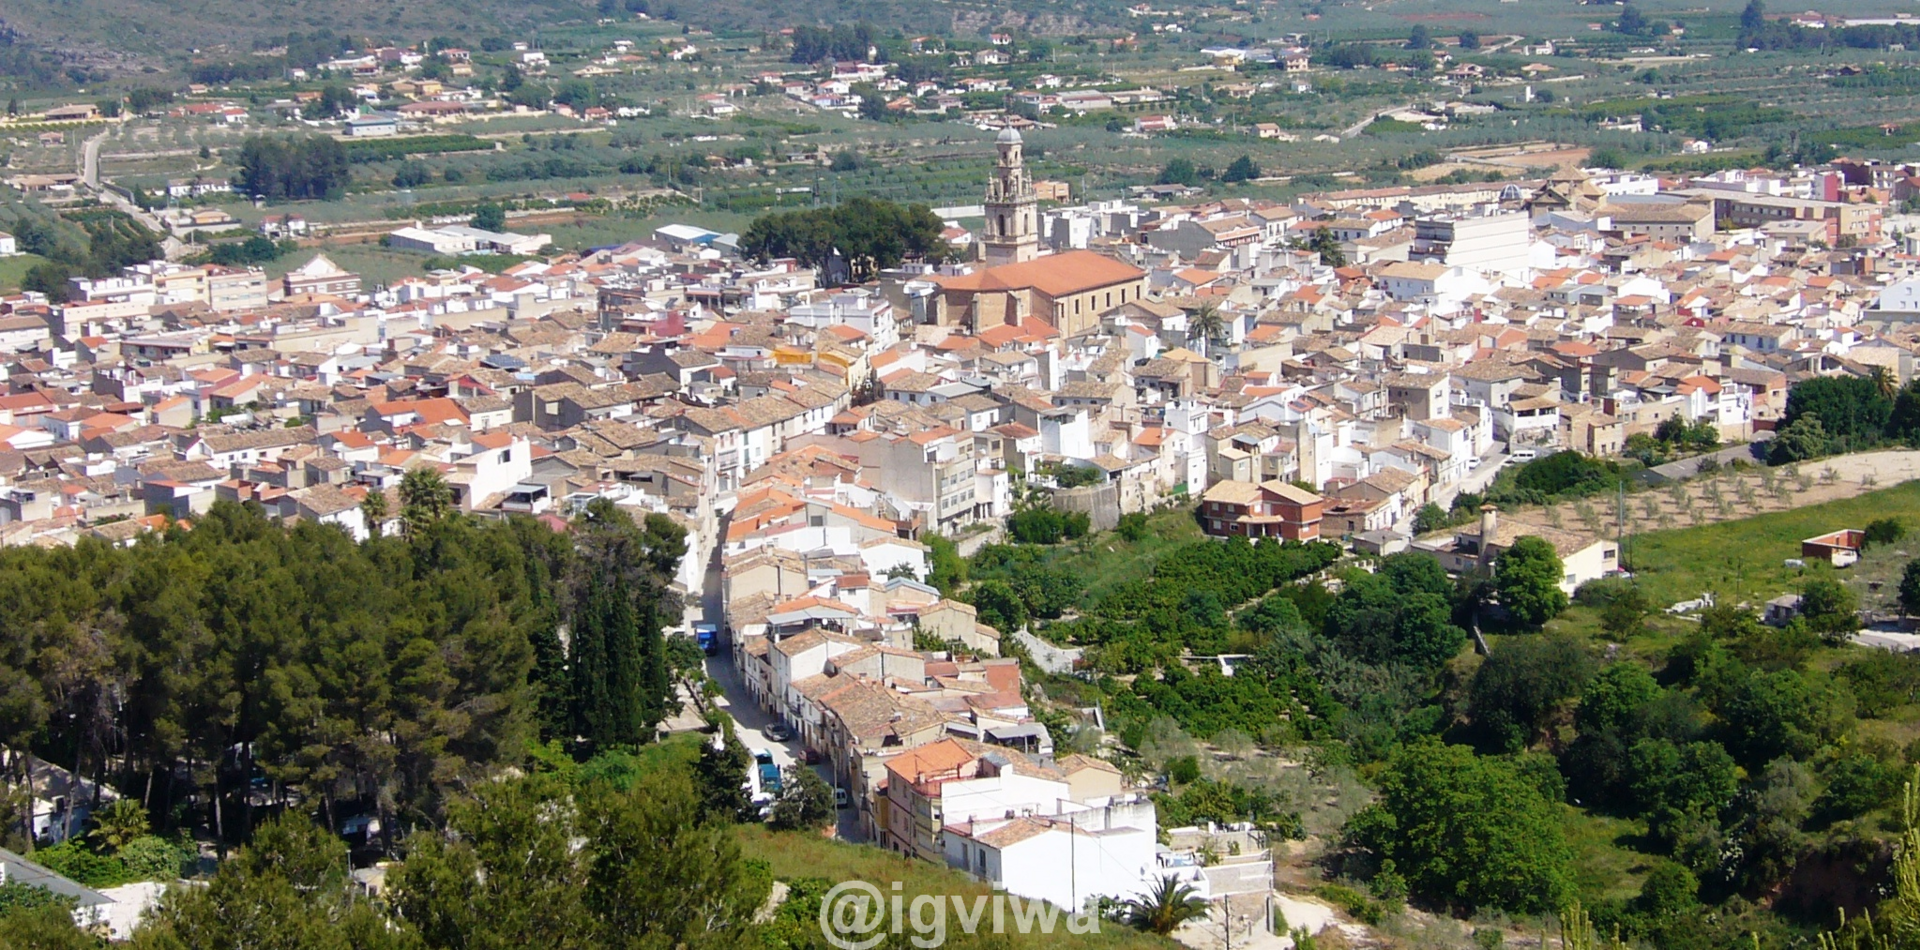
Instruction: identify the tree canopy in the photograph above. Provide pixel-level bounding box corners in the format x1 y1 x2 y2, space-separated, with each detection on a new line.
738 197 950 282
235 136 352 201
1346 739 1577 914
1495 536 1569 627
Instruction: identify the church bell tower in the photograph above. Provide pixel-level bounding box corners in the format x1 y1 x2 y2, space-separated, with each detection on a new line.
980 128 1040 266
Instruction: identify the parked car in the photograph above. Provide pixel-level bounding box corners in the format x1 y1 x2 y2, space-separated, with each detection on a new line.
764 721 794 742
834 787 851 809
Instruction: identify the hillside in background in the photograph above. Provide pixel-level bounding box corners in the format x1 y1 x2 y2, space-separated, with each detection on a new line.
10 0 1920 90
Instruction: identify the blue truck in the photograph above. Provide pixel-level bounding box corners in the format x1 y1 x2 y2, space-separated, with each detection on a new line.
693 622 719 655
754 750 782 794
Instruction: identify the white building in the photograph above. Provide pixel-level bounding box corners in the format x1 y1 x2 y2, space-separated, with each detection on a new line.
786 289 903 349
1412 211 1533 279
1376 261 1490 307
388 226 476 255
942 797 1160 913
0 231 17 256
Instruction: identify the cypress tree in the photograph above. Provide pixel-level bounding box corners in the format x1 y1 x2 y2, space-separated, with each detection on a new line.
569 572 614 745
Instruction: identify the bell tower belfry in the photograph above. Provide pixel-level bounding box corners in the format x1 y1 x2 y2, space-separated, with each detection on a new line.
980 128 1039 266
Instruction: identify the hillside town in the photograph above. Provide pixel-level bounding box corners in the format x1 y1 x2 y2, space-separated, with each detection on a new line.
8 116 1920 922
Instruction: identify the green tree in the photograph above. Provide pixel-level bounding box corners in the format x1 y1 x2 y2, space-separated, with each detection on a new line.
567 500 683 750
1626 738 1738 841
1866 517 1906 550
1222 154 1260 183
738 197 949 281
1156 157 1200 186
21 262 74 303
1799 577 1860 640
398 466 454 531
1123 875 1210 935
1241 594 1305 638
1307 226 1347 267
1345 739 1576 914
1715 669 1821 769
968 579 1027 633
1494 536 1569 626
1324 566 1467 670
391 765 764 949
1632 861 1699 919
924 534 966 595
1617 2 1650 35
1599 583 1651 638
1409 24 1432 49
694 718 755 823
130 812 411 949
1769 411 1832 464
1469 636 1594 752
0 902 95 950
1459 30 1482 50
360 489 388 529
1888 379 1920 444
1812 753 1901 826
768 765 834 831
470 203 508 232
235 135 351 201
1778 375 1892 453
1901 560 1920 617
1741 0 1766 33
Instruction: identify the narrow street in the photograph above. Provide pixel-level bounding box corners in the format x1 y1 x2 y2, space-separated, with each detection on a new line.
1398 452 1508 536
696 514 864 842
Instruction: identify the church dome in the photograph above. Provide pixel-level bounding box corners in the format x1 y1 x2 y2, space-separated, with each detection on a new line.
995 127 1023 145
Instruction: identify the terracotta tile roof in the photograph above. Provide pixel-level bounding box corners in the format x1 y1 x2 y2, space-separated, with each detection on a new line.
934 250 1143 299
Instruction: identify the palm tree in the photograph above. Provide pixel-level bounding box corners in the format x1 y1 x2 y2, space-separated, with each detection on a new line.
361 488 389 529
398 466 454 532
1873 365 1899 402
1187 302 1227 360
88 799 150 854
1123 875 1210 936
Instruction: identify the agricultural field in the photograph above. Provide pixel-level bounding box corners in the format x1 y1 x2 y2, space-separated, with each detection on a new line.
14 0 1920 257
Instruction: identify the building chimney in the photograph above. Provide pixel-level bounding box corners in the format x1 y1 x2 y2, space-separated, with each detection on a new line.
1479 504 1499 571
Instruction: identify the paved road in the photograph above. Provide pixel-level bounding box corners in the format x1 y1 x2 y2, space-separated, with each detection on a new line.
1642 437 1772 484
81 128 107 187
1340 104 1409 139
1401 452 1508 536
81 127 182 256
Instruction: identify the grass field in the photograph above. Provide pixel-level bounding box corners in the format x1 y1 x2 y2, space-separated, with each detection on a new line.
1560 808 1657 905
971 504 1206 610
1620 479 1920 608
1054 506 1207 607
0 253 49 293
734 826 1175 950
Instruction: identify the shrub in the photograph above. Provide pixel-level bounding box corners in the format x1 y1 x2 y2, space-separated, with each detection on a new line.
32 842 134 888
118 835 195 881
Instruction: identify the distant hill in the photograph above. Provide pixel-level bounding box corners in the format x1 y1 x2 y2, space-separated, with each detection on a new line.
0 0 601 85
0 0 1133 89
